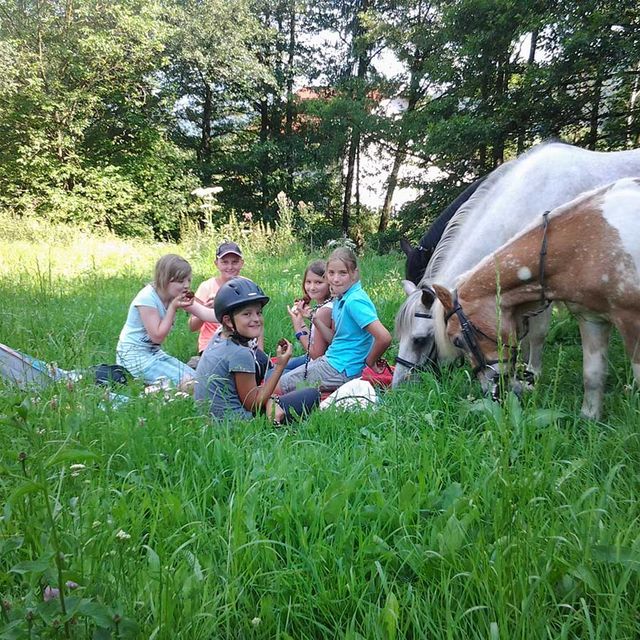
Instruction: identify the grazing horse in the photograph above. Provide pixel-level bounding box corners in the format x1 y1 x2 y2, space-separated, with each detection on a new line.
401 174 489 285
431 178 640 420
393 142 640 387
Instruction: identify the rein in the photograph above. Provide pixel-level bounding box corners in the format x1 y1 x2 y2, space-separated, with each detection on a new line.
520 210 552 338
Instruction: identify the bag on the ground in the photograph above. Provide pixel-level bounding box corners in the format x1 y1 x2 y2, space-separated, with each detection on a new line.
319 379 378 411
361 358 394 387
93 364 130 386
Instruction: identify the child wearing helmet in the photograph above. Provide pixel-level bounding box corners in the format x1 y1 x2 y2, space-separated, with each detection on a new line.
194 277 320 423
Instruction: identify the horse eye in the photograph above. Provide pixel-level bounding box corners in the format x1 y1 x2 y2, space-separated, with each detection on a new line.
413 336 428 348
453 336 465 349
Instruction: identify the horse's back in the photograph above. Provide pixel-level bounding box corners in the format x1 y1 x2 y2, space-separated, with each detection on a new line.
431 143 640 284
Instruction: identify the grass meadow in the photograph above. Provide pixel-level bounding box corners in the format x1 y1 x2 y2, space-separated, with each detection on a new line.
1 224 640 639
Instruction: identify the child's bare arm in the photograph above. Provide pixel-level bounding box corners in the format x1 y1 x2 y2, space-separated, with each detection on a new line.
312 307 335 346
234 340 292 412
188 289 215 331
139 304 179 344
186 300 217 323
364 320 392 370
309 306 333 359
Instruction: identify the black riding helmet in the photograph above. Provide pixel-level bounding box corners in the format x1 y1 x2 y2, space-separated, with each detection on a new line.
214 277 270 321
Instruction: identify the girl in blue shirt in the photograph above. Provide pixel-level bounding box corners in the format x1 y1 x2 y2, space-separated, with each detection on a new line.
278 247 391 393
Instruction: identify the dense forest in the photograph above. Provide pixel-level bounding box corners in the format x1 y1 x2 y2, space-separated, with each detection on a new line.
1 0 638 245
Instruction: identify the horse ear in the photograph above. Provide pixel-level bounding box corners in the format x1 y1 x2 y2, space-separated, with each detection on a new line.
402 279 418 296
431 284 453 314
400 237 413 256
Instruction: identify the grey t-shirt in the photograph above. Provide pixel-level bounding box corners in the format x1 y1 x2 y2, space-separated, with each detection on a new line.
194 338 256 420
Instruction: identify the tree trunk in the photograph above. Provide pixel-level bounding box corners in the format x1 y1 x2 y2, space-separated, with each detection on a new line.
378 145 406 232
379 53 424 233
199 80 212 172
285 0 295 193
259 97 270 216
627 61 640 147
342 130 359 234
527 28 538 65
341 0 370 236
588 73 602 150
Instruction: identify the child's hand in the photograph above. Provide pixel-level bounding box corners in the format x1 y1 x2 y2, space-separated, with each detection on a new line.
298 300 312 318
287 303 305 327
275 338 292 365
172 291 195 310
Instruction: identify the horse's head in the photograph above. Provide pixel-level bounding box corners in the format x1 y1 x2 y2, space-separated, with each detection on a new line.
401 238 433 286
392 280 441 386
432 284 520 398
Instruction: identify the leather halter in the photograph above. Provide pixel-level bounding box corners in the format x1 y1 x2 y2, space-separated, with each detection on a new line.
444 291 507 375
394 310 438 372
520 210 552 338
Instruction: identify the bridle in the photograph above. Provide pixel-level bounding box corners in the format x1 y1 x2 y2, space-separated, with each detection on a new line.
443 210 552 381
444 291 509 377
394 310 439 372
520 210 552 338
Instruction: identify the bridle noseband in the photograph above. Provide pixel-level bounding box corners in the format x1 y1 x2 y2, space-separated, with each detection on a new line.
395 310 439 373
444 291 509 376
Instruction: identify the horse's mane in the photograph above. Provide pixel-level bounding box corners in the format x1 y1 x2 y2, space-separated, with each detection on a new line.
394 288 421 338
422 160 515 283
422 141 564 285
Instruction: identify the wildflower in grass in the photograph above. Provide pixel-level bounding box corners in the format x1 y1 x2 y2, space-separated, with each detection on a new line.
43 582 78 601
251 617 261 627
92 521 101 528
138 417 146 427
116 529 131 541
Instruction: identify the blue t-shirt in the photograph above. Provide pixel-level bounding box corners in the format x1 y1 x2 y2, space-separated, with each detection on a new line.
325 281 378 377
194 337 256 420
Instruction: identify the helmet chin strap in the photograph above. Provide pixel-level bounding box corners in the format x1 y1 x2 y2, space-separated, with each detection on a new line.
231 331 251 346
226 315 251 346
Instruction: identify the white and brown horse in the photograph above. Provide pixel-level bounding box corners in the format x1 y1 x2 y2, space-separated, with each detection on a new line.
393 143 640 388
432 178 640 419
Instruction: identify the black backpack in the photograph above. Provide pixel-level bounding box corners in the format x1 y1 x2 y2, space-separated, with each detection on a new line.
93 364 130 386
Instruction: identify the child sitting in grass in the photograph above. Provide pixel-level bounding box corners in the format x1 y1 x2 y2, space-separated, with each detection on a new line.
284 259 334 372
277 247 392 394
116 254 217 390
189 241 266 354
194 277 319 423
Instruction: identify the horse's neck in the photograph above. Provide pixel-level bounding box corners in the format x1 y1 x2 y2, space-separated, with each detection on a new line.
458 229 549 315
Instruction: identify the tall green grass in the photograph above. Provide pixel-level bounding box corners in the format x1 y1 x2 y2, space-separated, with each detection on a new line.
1 227 639 639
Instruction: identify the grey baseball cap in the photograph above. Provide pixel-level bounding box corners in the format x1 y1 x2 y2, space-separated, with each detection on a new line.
216 241 243 259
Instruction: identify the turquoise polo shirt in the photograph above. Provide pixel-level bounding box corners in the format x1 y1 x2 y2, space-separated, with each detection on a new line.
326 281 378 376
